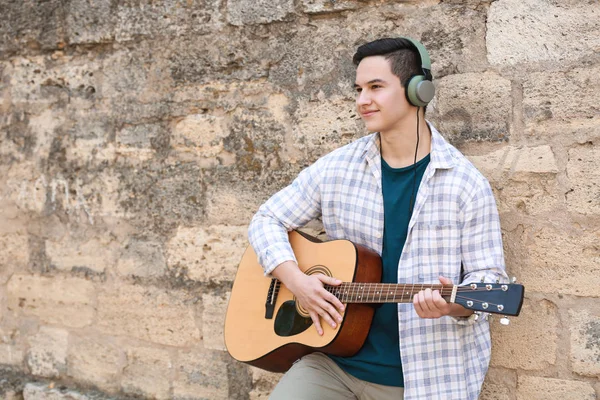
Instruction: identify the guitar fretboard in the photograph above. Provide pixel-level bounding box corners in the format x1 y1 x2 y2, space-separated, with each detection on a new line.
324 283 454 303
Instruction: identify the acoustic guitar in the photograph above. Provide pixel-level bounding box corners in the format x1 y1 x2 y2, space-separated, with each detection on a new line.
224 231 524 373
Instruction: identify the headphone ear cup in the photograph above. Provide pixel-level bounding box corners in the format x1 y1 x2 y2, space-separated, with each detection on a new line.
406 75 435 107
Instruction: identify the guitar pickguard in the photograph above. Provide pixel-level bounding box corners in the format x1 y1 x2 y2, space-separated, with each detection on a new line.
274 300 313 337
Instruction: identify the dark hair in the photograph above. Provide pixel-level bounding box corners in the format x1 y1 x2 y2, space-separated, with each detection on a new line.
353 38 422 87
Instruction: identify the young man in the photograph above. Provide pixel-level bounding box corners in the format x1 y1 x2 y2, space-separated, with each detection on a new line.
248 37 508 400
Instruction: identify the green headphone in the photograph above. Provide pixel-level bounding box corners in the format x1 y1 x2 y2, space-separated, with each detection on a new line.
399 37 435 107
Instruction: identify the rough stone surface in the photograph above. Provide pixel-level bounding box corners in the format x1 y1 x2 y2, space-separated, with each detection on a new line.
166 225 248 283
0 344 24 366
7 275 95 328
45 235 118 273
26 327 68 378
227 0 295 26
516 376 596 400
566 145 600 216
248 367 281 400
23 383 90 400
96 284 200 347
67 335 123 392
115 238 167 278
121 346 171 400
522 67 600 134
0 234 29 284
570 309 600 377
201 293 228 351
431 72 512 143
487 0 600 67
522 227 600 297
173 350 229 399
1 0 599 399
491 299 558 370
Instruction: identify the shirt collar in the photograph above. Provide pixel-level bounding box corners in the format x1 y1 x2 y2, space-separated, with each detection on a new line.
361 122 457 170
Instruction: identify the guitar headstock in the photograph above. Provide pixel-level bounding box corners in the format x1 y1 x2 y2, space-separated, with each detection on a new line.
453 282 524 317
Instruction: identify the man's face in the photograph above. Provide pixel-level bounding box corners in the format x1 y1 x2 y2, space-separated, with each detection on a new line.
354 56 412 134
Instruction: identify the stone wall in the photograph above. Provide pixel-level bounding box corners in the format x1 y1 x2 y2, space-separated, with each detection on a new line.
0 0 599 399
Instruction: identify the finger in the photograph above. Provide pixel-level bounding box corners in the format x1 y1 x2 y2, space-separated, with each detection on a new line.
438 275 452 285
316 274 342 286
432 290 450 315
413 294 424 318
309 312 324 336
322 292 345 317
318 308 338 329
316 299 342 325
420 289 434 314
316 276 345 314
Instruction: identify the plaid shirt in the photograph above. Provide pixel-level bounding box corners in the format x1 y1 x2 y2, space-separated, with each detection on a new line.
248 123 508 400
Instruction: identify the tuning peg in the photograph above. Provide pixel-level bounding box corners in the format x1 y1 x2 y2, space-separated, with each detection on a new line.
511 277 517 283
500 316 510 326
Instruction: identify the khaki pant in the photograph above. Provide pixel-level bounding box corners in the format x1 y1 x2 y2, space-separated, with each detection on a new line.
269 352 405 400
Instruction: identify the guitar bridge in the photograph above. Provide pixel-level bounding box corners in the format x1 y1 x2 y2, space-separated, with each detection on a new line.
265 279 280 319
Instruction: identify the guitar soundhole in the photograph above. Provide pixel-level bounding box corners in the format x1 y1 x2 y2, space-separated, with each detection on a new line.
295 265 332 318
274 301 313 337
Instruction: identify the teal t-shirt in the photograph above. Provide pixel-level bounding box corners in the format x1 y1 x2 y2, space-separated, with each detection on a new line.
330 153 430 387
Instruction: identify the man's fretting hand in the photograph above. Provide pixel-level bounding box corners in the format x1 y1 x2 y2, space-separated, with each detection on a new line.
413 276 474 319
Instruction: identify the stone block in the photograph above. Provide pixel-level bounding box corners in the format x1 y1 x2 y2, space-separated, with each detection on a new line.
26 326 68 378
173 349 229 399
202 293 229 351
116 238 167 278
569 309 600 377
523 67 600 133
430 72 512 143
292 97 362 158
116 162 206 234
227 0 294 26
115 0 223 41
302 0 360 14
495 177 561 216
8 56 102 104
0 344 24 366
522 227 600 297
96 284 200 346
166 225 248 283
65 0 116 44
468 145 558 177
171 114 229 161
0 0 66 53
121 346 171 400
205 186 263 226
516 376 596 400
479 382 511 400
23 383 90 400
7 275 95 328
491 299 558 370
67 335 123 391
45 235 118 273
0 233 29 284
566 146 600 216
487 0 600 67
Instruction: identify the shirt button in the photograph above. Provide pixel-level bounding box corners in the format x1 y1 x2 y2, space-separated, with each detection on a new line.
375 232 382 239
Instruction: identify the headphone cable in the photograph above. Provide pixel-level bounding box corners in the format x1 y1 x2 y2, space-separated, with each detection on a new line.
409 107 420 215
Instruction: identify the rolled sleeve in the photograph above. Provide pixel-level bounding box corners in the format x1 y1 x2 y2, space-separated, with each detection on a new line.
248 159 324 276
454 179 509 325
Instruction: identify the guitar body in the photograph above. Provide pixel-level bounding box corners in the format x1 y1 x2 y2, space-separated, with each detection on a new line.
224 231 382 373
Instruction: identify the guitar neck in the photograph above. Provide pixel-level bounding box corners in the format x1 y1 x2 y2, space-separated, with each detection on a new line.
325 283 454 304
